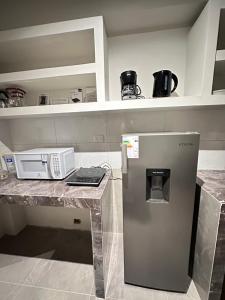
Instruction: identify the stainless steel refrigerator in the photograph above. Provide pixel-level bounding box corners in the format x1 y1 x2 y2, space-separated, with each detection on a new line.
122 132 199 292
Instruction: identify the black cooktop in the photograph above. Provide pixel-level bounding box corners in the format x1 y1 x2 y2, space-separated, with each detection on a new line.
65 167 106 187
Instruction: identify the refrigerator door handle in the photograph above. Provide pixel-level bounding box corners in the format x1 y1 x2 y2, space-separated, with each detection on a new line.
121 143 128 174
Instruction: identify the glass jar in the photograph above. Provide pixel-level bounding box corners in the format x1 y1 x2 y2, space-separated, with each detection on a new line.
7 97 23 107
6 88 26 107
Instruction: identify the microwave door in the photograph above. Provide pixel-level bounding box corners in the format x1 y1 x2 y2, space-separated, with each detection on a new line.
16 154 49 179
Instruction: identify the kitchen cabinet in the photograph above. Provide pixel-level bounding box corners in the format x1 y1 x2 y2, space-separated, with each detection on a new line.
0 16 108 108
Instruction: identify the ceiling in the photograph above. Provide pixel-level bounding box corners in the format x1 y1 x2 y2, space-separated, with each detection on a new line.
0 0 207 36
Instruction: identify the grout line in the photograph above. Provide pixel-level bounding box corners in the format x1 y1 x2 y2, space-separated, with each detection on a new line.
0 280 92 296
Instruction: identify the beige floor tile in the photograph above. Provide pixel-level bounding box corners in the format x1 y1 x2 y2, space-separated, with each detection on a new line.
0 282 90 300
24 259 94 294
0 281 17 299
0 254 41 284
186 281 201 300
123 284 169 300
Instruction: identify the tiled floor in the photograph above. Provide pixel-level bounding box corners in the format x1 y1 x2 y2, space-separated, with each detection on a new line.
103 234 201 300
0 254 94 299
0 234 201 300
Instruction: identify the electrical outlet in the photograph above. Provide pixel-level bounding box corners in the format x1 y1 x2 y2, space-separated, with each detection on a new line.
93 135 105 143
73 218 81 224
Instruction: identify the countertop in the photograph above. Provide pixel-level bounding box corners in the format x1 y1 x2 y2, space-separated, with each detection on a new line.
0 170 111 209
0 169 224 208
197 170 225 204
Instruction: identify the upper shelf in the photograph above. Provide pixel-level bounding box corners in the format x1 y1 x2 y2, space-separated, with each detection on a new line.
0 15 107 102
0 30 95 73
0 96 224 119
0 63 96 92
0 17 103 73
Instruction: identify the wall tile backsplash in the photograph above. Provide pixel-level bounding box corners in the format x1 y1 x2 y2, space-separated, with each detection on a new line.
54 115 107 144
164 109 225 141
7 109 225 155
9 118 56 145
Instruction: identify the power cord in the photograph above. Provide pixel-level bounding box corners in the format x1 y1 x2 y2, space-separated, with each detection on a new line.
97 162 122 181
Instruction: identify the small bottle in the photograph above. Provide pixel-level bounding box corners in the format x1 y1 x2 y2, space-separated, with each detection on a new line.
3 154 16 174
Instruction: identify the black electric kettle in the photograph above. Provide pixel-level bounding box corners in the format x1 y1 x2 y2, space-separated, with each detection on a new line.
152 70 178 97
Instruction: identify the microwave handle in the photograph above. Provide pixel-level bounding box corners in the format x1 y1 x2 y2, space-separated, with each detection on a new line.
47 155 55 179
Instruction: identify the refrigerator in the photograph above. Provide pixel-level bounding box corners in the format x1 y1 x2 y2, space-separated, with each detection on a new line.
122 132 199 292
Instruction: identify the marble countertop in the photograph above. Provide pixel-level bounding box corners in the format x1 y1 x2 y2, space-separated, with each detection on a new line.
1 169 224 208
0 170 111 209
197 170 225 203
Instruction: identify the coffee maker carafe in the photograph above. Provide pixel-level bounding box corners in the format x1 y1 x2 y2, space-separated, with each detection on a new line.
153 70 178 98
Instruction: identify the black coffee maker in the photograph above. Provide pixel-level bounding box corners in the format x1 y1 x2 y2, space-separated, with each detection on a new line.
120 70 142 100
153 70 178 97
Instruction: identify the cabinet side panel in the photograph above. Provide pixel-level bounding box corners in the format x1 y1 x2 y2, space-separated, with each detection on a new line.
185 0 220 96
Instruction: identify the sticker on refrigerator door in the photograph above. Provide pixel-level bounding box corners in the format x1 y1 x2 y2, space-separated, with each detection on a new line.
122 135 139 158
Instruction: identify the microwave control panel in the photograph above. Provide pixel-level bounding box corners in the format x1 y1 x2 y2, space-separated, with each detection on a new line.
52 154 61 178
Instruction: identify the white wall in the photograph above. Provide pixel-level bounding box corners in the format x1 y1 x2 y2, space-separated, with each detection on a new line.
0 119 13 170
0 120 12 149
25 206 91 231
0 205 92 236
108 28 188 100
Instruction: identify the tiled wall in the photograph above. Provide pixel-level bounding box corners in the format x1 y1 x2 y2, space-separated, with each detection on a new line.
8 108 225 154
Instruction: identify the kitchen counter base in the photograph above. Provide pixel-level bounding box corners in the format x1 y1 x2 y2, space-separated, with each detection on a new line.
0 171 112 299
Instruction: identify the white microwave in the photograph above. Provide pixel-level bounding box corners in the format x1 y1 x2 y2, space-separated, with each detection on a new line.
14 148 75 180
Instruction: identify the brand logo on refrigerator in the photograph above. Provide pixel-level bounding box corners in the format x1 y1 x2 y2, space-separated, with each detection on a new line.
179 143 194 147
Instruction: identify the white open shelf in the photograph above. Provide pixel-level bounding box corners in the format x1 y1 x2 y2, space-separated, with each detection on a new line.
0 64 96 91
0 29 95 73
0 96 225 119
0 16 108 103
